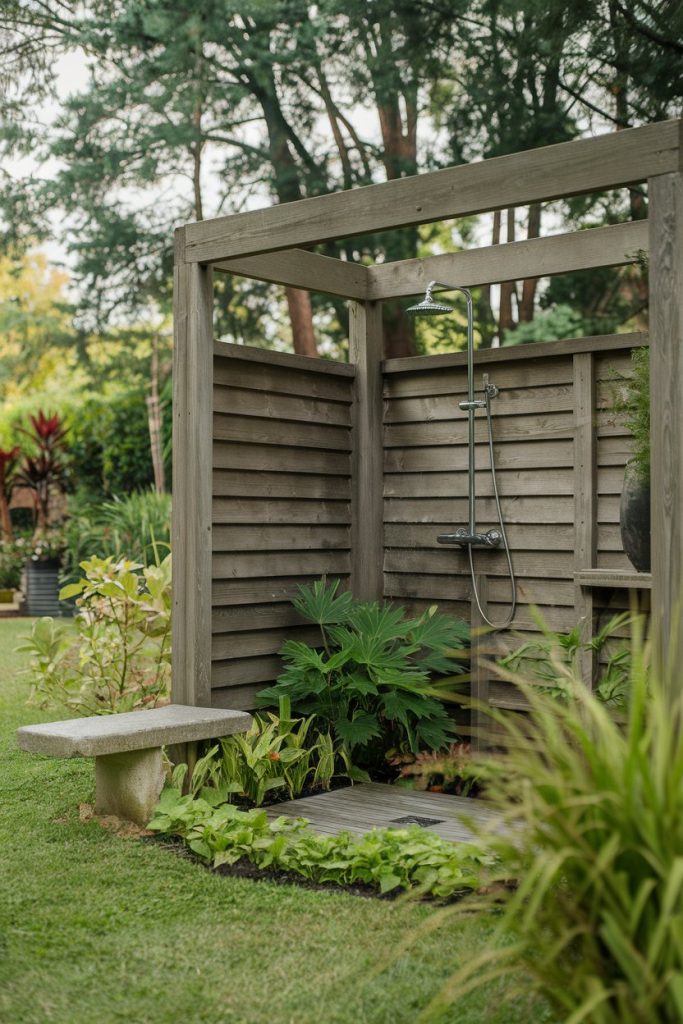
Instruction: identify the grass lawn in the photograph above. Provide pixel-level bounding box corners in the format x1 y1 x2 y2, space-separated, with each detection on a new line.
0 617 553 1024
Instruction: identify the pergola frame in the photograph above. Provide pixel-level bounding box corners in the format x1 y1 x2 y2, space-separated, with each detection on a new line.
173 119 682 706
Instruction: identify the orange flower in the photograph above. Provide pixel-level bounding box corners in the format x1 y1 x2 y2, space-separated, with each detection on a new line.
268 751 281 761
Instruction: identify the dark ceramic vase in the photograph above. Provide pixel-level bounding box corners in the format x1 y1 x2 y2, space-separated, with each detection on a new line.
620 464 651 573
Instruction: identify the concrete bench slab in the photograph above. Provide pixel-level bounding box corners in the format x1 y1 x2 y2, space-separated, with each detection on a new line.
17 704 253 826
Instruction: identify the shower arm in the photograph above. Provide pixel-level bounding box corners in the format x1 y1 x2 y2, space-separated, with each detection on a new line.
426 281 475 536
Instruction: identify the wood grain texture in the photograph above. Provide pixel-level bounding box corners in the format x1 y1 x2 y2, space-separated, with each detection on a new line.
573 352 597 687
214 247 369 299
649 171 683 668
213 340 355 377
172 234 213 707
350 301 384 600
369 221 648 299
183 121 679 262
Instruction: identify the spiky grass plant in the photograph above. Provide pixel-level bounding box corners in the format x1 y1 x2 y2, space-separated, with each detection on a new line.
421 616 683 1024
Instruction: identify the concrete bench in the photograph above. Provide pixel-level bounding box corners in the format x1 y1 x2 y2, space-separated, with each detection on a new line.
17 705 252 826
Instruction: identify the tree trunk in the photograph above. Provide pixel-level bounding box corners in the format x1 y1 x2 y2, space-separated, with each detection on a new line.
285 287 318 357
498 209 517 341
519 203 542 322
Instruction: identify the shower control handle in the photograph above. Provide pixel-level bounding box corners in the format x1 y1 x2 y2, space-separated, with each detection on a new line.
458 399 486 410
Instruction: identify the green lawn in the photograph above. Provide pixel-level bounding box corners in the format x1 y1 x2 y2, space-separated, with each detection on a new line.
0 617 552 1024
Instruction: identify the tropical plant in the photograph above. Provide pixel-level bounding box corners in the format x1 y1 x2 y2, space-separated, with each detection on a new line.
499 610 637 708
189 697 358 807
62 488 171 576
0 539 23 590
15 410 69 538
257 579 469 759
430 618 683 1024
612 346 650 483
148 784 490 900
0 445 20 540
391 743 479 798
18 554 171 714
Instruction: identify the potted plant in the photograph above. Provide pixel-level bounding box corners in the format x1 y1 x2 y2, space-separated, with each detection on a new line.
614 347 650 572
15 411 70 615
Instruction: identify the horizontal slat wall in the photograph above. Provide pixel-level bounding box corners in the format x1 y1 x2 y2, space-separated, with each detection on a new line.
211 343 355 709
382 333 649 692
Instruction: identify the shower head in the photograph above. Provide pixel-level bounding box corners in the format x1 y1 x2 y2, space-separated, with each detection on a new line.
405 281 454 317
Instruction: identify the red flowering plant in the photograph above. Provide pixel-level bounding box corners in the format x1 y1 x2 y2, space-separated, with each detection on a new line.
16 410 69 542
0 446 20 542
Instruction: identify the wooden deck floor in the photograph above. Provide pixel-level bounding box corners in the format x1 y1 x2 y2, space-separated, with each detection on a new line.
265 782 500 844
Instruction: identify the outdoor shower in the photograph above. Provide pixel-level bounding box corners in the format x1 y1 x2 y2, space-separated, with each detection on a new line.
406 281 516 629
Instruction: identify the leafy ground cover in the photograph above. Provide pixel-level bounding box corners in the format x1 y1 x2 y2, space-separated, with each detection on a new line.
0 617 552 1024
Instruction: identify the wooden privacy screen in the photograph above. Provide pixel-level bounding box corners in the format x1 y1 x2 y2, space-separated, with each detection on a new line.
197 331 649 714
383 332 651 715
210 343 355 711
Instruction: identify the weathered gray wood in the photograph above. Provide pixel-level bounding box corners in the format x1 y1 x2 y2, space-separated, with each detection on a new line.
263 782 500 843
385 440 575 473
574 569 652 589
573 352 597 687
213 384 352 425
471 575 490 754
214 413 352 451
383 332 648 376
384 569 576 605
384 467 578 498
214 358 355 403
213 441 350 476
649 171 683 670
214 247 369 299
385 522 577 552
213 497 350 525
212 469 351 501
212 575 350 606
211 655 284 688
212 524 350 552
384 496 575 526
384 412 574 447
173 231 214 707
213 550 351 579
384 548 575 576
213 340 355 377
212 625 320 661
212 602 307 634
349 300 385 600
385 382 576 421
369 221 648 299
184 121 680 262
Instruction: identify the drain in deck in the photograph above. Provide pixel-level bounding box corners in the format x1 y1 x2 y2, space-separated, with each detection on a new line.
390 815 445 828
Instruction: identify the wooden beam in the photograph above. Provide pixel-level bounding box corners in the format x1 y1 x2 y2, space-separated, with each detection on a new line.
649 171 683 673
172 227 214 708
368 221 648 300
349 301 384 600
214 248 369 300
184 121 680 263
573 351 597 688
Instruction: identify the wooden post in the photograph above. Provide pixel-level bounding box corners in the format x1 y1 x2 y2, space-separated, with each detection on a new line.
172 227 214 707
649 171 683 673
470 575 490 753
573 351 597 687
349 301 384 601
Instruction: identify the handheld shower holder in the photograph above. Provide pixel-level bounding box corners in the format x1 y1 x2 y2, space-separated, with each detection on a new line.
437 529 502 548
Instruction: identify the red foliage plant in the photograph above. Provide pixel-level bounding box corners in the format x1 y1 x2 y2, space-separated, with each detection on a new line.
16 410 69 538
0 446 20 541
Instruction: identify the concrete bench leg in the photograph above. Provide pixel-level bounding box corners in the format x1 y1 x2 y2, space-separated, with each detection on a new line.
95 747 165 826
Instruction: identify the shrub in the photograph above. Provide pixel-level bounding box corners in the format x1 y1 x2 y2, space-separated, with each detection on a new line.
391 742 479 797
148 785 490 900
0 538 25 589
63 488 170 576
499 610 636 708
18 554 171 714
189 697 360 806
612 346 650 483
436 620 683 1024
258 579 469 759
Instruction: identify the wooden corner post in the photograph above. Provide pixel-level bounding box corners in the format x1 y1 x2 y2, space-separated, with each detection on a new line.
349 301 384 601
573 351 597 686
649 168 683 674
172 228 214 707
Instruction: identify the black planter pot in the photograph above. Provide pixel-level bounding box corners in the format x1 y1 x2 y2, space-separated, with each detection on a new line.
25 559 66 617
620 465 651 573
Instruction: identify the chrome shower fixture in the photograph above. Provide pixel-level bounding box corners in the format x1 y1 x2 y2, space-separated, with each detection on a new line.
406 280 516 630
